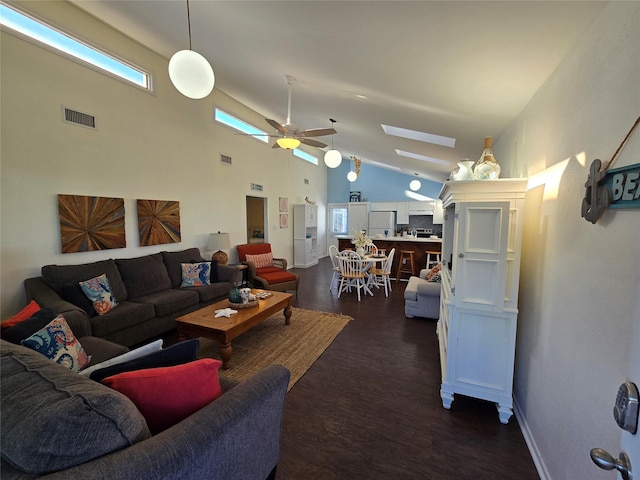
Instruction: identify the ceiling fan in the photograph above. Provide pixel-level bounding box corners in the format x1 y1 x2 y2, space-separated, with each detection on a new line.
265 75 337 150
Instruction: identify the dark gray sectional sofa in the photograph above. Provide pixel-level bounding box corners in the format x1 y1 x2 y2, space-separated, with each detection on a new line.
24 248 241 347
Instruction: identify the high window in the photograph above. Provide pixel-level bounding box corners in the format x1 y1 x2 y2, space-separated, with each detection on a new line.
0 2 151 91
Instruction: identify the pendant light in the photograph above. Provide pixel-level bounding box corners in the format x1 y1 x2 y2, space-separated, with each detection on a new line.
324 119 342 168
168 0 215 99
409 174 421 191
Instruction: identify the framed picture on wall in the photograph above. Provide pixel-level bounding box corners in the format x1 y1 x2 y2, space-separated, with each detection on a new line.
279 197 288 212
350 191 361 202
279 213 289 229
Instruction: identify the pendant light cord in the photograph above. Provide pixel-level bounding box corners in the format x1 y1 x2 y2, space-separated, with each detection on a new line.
186 0 192 50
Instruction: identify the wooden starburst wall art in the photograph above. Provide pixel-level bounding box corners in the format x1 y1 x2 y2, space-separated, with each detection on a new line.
58 194 126 253
137 199 181 246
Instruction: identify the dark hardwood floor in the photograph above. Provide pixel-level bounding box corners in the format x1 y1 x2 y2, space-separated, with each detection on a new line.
277 257 539 480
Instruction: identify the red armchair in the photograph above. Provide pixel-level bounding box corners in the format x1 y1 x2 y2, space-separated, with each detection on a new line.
236 243 299 294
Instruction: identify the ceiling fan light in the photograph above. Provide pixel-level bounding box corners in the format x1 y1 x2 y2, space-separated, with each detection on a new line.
324 149 342 168
347 171 358 182
168 50 215 99
410 179 422 191
276 137 301 149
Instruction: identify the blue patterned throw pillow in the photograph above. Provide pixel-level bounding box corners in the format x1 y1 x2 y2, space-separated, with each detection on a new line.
21 314 90 372
79 273 118 315
180 262 211 287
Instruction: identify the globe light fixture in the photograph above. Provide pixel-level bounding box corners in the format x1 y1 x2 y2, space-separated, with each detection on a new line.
168 0 215 99
324 118 342 168
324 149 342 168
347 171 358 182
410 179 422 191
276 137 301 149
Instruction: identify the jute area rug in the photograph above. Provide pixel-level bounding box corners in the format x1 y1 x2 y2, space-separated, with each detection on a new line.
197 307 352 391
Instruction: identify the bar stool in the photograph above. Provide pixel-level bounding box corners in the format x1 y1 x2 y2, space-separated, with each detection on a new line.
395 250 416 283
425 249 441 269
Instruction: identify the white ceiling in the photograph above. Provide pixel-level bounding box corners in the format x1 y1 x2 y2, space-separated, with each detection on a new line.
69 0 607 182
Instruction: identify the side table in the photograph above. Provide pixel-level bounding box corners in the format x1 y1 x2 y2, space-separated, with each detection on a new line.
229 263 249 287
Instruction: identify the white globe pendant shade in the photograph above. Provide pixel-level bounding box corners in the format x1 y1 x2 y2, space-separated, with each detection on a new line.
347 171 358 182
410 179 422 191
324 149 342 168
168 50 215 99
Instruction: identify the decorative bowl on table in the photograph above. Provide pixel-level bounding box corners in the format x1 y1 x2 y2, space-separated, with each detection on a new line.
229 299 259 309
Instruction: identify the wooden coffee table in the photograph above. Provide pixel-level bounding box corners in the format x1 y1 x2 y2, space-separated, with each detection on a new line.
175 290 293 369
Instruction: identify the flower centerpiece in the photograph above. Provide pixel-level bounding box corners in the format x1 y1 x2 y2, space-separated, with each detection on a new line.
352 230 373 256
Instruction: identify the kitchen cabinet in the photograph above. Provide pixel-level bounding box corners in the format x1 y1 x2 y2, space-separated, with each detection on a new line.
396 202 409 224
347 202 369 234
293 204 318 268
370 202 397 212
433 200 444 224
437 179 527 424
408 201 433 215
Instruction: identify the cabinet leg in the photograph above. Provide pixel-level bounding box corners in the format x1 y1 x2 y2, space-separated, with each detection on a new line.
497 403 513 424
441 390 454 409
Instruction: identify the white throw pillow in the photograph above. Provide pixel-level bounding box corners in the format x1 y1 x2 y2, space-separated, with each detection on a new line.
80 339 163 377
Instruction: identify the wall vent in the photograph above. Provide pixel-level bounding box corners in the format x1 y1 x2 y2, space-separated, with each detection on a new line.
220 154 232 165
251 183 263 192
62 107 96 129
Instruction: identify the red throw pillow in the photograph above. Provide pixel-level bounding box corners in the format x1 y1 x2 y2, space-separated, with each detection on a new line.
1 300 40 330
102 359 223 434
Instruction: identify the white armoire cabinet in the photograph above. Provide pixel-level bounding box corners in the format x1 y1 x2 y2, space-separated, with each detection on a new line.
293 204 318 268
437 179 527 424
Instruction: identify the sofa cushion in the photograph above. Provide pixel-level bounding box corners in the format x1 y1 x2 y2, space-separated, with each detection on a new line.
102 358 222 434
181 281 232 302
79 336 129 366
89 300 155 339
180 262 212 287
0 300 40 330
0 340 150 474
42 259 128 301
132 288 199 317
116 253 172 299
2 307 58 344
79 274 119 315
89 339 200 382
21 315 90 372
60 281 97 316
161 248 205 288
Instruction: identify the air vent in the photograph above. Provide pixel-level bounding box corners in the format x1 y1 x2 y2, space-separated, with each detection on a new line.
62 107 96 129
251 183 263 192
220 154 232 165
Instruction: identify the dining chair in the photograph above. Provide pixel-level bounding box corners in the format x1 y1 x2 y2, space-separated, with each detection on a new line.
338 250 368 301
329 245 341 291
369 248 395 297
364 244 378 255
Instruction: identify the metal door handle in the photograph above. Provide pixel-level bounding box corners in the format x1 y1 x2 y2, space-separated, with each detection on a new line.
458 253 464 258
590 448 633 480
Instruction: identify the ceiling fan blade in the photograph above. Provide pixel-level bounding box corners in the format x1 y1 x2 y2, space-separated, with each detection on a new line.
298 127 337 138
266 118 288 134
300 138 327 148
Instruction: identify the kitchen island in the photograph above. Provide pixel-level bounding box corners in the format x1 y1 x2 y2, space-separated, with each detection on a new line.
336 236 442 277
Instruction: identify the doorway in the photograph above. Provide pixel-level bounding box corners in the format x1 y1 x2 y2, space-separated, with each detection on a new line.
246 196 267 244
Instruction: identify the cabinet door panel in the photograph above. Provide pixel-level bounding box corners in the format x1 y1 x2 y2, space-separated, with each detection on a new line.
456 202 509 311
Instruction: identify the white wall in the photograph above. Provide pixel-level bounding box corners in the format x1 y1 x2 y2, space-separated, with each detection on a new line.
493 2 640 479
0 0 327 317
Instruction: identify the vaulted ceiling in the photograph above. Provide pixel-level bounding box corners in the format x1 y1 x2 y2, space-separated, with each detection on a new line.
70 0 607 182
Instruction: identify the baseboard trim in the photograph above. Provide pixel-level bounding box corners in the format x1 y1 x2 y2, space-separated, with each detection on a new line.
514 398 550 480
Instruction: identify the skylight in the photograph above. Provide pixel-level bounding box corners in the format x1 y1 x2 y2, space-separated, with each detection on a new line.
293 149 318 165
381 124 456 148
0 2 150 90
214 108 269 143
396 149 451 166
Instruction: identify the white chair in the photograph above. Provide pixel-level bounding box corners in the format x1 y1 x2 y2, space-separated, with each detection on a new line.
368 248 395 297
364 244 378 255
329 245 341 291
338 250 368 301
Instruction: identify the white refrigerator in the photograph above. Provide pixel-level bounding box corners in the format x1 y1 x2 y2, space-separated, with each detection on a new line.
368 211 396 237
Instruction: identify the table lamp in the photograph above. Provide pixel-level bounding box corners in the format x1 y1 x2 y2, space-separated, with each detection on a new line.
208 232 231 265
